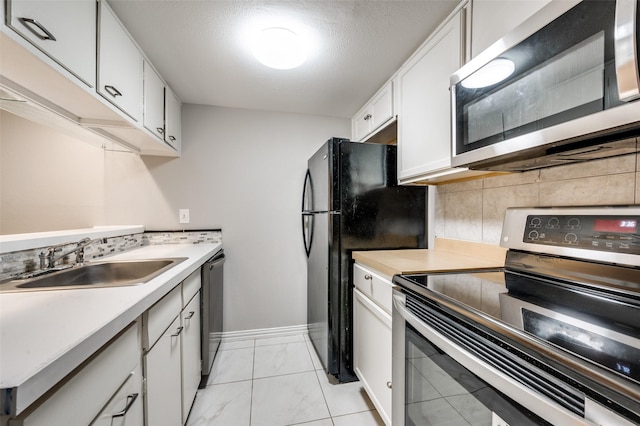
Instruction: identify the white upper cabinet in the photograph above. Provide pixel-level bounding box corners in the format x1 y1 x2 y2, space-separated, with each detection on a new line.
144 61 166 140
396 6 480 184
395 3 494 185
471 0 551 58
97 0 143 122
165 87 182 153
6 0 96 87
352 82 394 142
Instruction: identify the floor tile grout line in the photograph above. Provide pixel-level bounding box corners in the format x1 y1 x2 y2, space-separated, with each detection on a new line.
249 338 256 426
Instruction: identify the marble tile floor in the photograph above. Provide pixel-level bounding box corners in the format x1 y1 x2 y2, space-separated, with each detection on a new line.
186 333 385 426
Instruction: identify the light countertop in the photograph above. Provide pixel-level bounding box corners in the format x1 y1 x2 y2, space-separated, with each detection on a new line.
0 242 221 416
352 238 507 277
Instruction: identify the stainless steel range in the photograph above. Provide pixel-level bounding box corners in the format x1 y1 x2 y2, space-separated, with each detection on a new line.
392 206 640 425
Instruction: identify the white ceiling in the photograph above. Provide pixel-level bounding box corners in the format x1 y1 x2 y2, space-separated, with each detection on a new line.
109 0 459 119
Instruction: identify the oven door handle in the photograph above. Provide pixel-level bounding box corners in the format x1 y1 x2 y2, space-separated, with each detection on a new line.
391 293 589 426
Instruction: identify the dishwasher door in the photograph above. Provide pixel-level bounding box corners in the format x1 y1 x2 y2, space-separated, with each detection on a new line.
200 249 225 387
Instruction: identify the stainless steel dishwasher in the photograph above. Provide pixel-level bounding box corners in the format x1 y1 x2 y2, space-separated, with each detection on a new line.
200 249 225 387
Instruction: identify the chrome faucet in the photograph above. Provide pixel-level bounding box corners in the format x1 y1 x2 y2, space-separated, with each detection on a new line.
39 237 107 269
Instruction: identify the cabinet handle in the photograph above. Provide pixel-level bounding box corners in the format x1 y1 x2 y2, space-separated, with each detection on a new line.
104 85 123 98
112 393 139 418
387 381 392 389
185 311 195 320
171 326 184 337
363 114 372 121
156 127 165 134
18 17 57 41
168 135 176 142
364 274 372 280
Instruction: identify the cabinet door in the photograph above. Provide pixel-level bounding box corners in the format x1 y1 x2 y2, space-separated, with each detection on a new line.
369 83 393 132
97 1 143 122
397 10 463 181
352 106 371 142
7 0 96 87
143 61 165 140
144 316 182 426
471 0 550 58
181 293 201 423
353 289 392 426
165 88 182 152
351 82 394 142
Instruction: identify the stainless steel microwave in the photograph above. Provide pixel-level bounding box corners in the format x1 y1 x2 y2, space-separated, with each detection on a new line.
451 0 640 172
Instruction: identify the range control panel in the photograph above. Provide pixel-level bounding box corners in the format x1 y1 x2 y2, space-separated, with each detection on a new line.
524 215 640 254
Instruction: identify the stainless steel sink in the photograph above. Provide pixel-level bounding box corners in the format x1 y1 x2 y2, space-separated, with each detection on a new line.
0 258 187 293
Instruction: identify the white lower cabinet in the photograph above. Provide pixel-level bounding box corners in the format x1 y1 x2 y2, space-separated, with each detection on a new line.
181 272 202 423
9 322 143 426
143 269 202 426
145 314 183 426
353 263 392 425
143 285 183 426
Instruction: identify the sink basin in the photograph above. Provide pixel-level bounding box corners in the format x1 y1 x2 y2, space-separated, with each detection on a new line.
0 258 187 293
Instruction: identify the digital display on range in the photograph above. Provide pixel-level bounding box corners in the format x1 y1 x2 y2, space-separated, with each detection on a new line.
593 219 637 233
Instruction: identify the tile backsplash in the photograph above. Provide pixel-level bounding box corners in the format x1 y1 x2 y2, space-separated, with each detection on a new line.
0 230 222 281
434 154 639 245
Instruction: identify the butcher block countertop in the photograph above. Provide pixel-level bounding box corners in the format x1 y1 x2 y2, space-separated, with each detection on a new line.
352 238 507 277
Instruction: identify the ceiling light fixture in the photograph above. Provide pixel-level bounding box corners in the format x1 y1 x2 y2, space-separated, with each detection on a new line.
252 27 307 70
461 58 515 89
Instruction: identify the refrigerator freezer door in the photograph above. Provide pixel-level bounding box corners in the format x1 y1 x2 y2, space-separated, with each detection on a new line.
307 140 333 213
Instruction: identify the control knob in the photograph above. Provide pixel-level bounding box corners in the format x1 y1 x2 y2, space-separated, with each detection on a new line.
565 233 578 244
567 218 581 229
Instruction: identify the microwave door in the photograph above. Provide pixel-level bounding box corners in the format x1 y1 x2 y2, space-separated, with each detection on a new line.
450 0 640 171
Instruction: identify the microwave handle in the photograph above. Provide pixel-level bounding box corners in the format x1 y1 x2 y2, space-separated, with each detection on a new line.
615 0 640 101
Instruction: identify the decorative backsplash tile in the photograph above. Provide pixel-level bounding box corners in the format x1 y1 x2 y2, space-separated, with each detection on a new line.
142 230 222 245
0 230 222 282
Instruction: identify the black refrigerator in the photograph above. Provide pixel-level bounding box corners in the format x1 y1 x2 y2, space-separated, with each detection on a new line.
302 137 426 383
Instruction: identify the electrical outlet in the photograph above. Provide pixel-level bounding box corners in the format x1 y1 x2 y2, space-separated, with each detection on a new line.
179 209 190 224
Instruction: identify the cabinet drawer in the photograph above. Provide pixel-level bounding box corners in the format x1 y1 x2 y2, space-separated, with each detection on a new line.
144 285 182 349
182 269 201 308
10 322 141 426
353 263 393 314
90 364 143 426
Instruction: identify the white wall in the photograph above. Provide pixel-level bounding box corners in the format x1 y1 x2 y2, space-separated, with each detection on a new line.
104 104 350 331
1 106 350 332
0 111 105 233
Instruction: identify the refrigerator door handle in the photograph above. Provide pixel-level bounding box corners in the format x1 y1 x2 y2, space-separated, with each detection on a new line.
302 170 314 257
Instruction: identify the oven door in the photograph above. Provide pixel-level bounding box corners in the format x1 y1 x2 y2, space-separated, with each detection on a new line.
392 288 591 426
500 292 640 385
450 0 640 171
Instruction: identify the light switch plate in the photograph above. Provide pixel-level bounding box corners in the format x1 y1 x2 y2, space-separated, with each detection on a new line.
179 209 190 224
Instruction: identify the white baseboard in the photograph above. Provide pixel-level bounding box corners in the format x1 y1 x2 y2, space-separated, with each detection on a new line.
221 324 309 342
